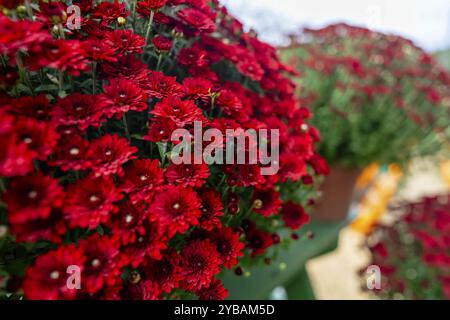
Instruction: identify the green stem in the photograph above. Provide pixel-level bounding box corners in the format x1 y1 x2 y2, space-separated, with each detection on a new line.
0 179 6 193
24 0 34 19
131 0 137 29
58 71 64 96
145 10 155 44
123 114 131 141
0 55 6 68
156 54 163 71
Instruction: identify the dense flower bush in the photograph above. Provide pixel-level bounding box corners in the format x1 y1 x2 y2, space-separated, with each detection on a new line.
0 0 325 300
363 194 450 300
281 23 450 168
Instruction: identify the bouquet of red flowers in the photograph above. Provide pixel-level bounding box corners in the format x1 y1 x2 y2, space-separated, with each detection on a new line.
281 23 450 169
363 194 450 300
0 0 325 300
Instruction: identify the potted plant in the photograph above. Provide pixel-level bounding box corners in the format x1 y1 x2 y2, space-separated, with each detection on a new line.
281 23 450 222
363 194 450 299
0 0 325 300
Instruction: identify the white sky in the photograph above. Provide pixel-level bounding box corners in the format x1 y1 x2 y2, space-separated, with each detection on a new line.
221 0 450 52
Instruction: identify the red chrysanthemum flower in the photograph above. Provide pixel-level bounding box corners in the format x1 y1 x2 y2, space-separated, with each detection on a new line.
123 218 167 267
165 162 210 188
144 117 176 142
27 39 89 76
279 153 308 182
179 239 222 291
23 244 86 300
63 176 123 230
245 228 273 257
102 55 149 86
9 94 52 121
151 96 206 127
281 201 310 230
89 134 138 177
78 234 123 295
52 93 106 131
198 188 224 231
152 35 173 53
3 173 64 225
106 29 145 54
252 188 282 217
149 185 202 237
210 227 244 269
107 201 149 245
236 59 264 81
177 46 208 68
216 89 244 118
101 79 148 119
0 134 36 177
120 279 160 300
14 117 59 161
92 0 129 26
177 8 215 35
48 135 93 172
10 210 65 244
137 0 168 13
119 159 164 203
196 278 229 300
183 77 213 100
309 154 330 175
143 250 181 294
142 71 183 99
0 15 51 56
82 39 118 63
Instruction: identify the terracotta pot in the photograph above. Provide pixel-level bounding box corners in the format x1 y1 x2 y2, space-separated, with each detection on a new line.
312 166 362 223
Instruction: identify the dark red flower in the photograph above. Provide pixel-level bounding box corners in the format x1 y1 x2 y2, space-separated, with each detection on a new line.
152 35 173 53
246 228 273 257
107 201 149 245
101 79 148 119
151 97 206 127
52 93 106 131
236 59 264 81
23 244 86 300
183 77 213 100
123 218 167 267
120 279 160 300
92 0 128 26
210 227 244 269
281 201 309 230
180 239 222 291
0 15 51 56
144 117 176 142
198 188 224 231
149 185 202 237
143 250 181 293
119 159 164 203
196 278 228 300
137 0 168 14
89 134 138 177
3 173 64 225
9 94 52 121
14 117 59 161
83 39 118 63
63 176 123 230
142 71 183 99
0 134 36 177
177 46 208 67
49 135 93 172
252 188 282 217
165 162 210 188
177 8 215 34
106 29 145 55
79 234 123 295
102 55 149 86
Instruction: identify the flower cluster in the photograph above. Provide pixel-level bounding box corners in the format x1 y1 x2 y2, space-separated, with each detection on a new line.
0 1 325 300
281 23 450 168
363 194 450 300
